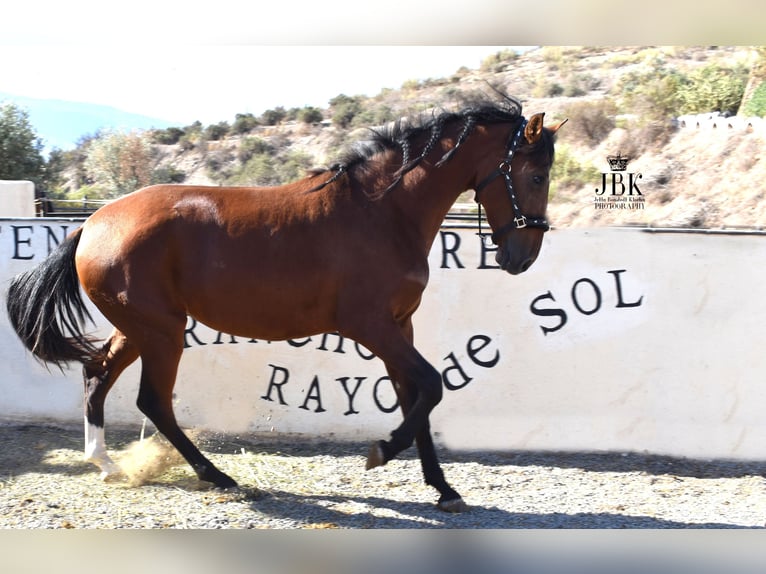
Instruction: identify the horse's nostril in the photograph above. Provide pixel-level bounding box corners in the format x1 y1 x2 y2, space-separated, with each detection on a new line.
520 258 533 272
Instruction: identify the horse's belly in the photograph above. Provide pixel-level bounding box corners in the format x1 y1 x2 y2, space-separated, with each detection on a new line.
185 279 337 341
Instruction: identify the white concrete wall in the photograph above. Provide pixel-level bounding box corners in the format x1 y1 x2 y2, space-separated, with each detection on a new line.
1 219 765 460
676 112 764 131
0 181 35 217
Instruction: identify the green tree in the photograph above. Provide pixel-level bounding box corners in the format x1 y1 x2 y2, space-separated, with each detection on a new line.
40 148 67 196
83 130 154 198
0 102 45 185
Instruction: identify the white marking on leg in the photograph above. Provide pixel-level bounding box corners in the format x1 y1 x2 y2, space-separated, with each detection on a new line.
84 417 122 479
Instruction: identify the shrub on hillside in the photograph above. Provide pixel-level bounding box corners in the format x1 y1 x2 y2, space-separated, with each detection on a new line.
533 79 564 98
480 49 519 73
183 121 203 137
614 65 683 121
224 150 313 187
226 153 276 186
549 145 601 195
150 127 185 145
351 104 397 128
275 150 314 183
677 64 748 115
297 106 324 124
613 120 677 160
329 94 363 128
204 121 230 141
231 113 259 135
205 149 236 182
178 134 196 151
238 137 274 163
561 100 617 146
151 166 186 184
563 72 600 97
260 107 287 126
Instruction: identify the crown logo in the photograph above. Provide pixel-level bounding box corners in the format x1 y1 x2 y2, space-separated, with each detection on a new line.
606 153 629 172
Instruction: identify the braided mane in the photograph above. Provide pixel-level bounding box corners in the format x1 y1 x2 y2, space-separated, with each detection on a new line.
310 95 525 198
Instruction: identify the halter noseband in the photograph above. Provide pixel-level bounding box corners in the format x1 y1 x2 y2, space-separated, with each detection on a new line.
473 117 550 244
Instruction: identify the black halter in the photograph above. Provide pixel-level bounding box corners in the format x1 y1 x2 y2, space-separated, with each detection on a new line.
473 118 550 245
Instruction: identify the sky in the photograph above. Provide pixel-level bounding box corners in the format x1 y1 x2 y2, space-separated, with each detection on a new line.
2 0 761 144
0 46 519 126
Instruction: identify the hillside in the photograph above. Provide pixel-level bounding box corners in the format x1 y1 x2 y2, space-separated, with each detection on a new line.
60 46 766 229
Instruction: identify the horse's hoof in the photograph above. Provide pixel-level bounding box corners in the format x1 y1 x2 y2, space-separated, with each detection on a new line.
437 497 469 513
365 441 386 470
202 469 238 489
99 469 126 483
213 476 239 490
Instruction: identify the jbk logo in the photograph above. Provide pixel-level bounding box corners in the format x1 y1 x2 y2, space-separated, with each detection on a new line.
595 172 643 196
594 153 645 210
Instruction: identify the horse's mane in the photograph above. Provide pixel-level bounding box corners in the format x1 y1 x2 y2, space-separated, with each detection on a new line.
309 94 528 198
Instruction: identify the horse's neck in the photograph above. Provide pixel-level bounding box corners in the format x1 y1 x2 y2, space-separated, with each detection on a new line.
392 152 475 250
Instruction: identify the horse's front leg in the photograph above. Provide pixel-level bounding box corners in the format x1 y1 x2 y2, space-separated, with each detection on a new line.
359 319 466 511
373 365 467 512
364 354 442 466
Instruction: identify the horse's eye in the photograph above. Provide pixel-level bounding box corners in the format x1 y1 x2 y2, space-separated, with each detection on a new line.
533 175 545 185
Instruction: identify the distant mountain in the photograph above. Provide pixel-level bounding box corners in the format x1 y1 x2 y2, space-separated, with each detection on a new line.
0 93 174 152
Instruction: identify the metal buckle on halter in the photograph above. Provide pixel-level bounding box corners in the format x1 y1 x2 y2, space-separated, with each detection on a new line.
498 160 512 175
514 215 528 229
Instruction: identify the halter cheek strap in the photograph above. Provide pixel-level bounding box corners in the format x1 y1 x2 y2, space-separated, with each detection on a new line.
473 118 550 244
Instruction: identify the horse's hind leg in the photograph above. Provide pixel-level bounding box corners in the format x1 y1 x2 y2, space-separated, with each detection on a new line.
83 329 139 479
134 326 237 489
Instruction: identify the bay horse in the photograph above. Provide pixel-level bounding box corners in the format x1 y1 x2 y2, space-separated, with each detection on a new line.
6 95 563 512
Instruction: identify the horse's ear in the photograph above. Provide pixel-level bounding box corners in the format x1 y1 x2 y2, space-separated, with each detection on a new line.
524 113 545 145
549 118 569 134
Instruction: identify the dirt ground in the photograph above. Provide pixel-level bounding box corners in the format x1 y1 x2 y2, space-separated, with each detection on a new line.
2 421 766 530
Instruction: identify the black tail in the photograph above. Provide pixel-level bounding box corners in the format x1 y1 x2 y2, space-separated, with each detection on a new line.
6 227 101 370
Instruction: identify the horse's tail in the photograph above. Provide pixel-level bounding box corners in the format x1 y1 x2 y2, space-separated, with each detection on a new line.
5 227 102 370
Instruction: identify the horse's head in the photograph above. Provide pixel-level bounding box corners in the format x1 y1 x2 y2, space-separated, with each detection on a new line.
474 112 565 275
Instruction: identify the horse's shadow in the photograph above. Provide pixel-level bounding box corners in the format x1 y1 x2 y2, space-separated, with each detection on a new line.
242 488 753 529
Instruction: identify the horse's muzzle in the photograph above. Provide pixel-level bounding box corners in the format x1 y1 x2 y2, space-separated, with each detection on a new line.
496 250 533 275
